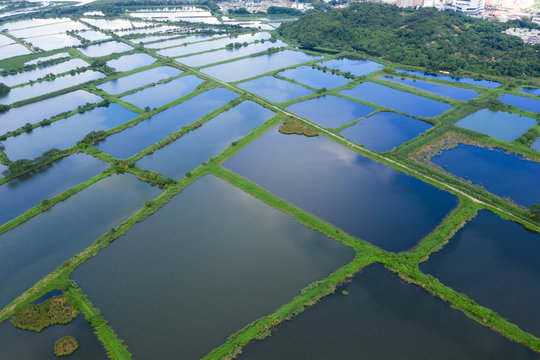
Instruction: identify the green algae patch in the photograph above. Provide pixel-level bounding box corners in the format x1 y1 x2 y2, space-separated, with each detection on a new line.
279 118 318 137
12 296 78 332
54 336 79 357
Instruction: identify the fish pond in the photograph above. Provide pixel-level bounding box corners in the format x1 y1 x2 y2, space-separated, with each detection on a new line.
0 153 107 225
340 82 452 118
0 70 104 105
0 90 101 135
454 109 536 142
341 112 432 152
78 41 133 57
519 88 540 96
71 175 354 360
224 128 457 252
421 210 540 336
238 76 313 103
278 66 351 90
178 40 286 67
120 75 204 109
97 66 181 95
318 58 383 76
240 264 538 360
286 95 374 128
431 144 540 207
0 44 31 61
383 76 478 101
98 87 238 159
0 173 161 309
201 50 322 82
137 100 274 178
396 70 501 88
0 58 89 87
498 94 540 114
143 34 219 48
3 103 137 161
106 53 155 72
0 314 107 359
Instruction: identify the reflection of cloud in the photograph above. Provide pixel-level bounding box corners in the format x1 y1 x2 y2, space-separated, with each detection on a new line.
318 139 358 166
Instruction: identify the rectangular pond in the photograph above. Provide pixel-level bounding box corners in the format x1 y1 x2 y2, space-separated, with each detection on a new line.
137 101 274 178
25 34 80 52
0 70 105 105
144 34 221 49
318 57 383 76
278 66 351 90
431 144 540 207
498 94 540 114
98 88 238 158
239 264 538 360
341 111 432 152
71 174 354 359
78 30 110 42
78 41 134 57
0 44 32 61
201 50 322 83
455 109 536 142
420 210 540 337
286 95 374 128
0 173 162 309
177 40 286 67
157 32 271 57
120 75 204 109
3 103 137 161
224 128 457 252
1 58 89 87
97 66 182 95
520 88 540 96
0 314 107 359
106 53 155 73
24 52 69 66
0 153 107 225
340 82 452 118
383 76 478 101
0 90 102 135
396 70 501 88
238 76 313 103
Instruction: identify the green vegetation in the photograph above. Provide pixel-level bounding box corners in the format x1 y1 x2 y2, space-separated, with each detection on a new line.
0 82 10 95
54 336 79 357
530 204 540 220
278 3 540 77
12 296 79 332
279 117 319 137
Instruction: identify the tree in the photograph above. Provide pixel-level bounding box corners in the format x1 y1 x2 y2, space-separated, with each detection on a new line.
530 204 540 220
0 82 10 95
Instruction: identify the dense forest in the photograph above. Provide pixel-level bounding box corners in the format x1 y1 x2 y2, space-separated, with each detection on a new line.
278 3 540 77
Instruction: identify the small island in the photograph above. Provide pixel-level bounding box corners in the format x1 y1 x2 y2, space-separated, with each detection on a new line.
279 118 319 137
54 336 79 357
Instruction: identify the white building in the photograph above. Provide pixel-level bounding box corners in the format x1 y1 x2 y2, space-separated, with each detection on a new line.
452 0 485 14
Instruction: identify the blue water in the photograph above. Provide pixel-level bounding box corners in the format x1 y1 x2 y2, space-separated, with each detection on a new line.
318 58 383 76
144 34 220 49
3 104 137 161
120 75 204 109
455 109 536 142
0 71 105 105
178 40 287 67
278 66 351 90
384 77 478 101
532 137 540 152
499 94 540 114
238 76 313 103
240 264 538 360
71 175 354 359
0 58 89 87
519 88 540 96
137 101 274 178
224 128 457 252
432 144 540 206
97 66 182 95
421 210 540 336
340 82 452 118
286 95 374 128
0 173 162 309
79 41 133 57
98 88 238 159
396 70 501 88
341 112 432 152
201 50 322 82
0 315 107 359
106 53 156 72
0 90 102 135
0 154 107 225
